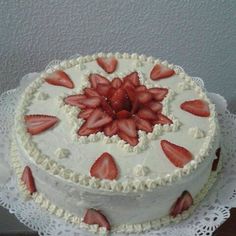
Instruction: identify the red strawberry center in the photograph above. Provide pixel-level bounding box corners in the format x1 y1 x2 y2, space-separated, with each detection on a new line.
65 72 172 146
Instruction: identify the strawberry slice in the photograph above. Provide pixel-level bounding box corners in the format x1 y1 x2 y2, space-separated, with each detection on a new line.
89 74 110 88
78 108 94 119
64 95 101 108
77 121 102 136
77 122 102 136
137 107 156 120
97 84 112 97
104 120 118 136
116 110 131 119
25 115 59 135
100 98 115 118
45 70 74 89
83 209 111 230
110 88 130 112
180 99 210 117
117 118 137 137
150 64 175 81
152 114 173 125
106 87 116 99
149 88 168 101
87 108 112 129
123 72 140 87
148 101 163 113
96 57 118 74
111 77 122 89
131 98 140 114
212 147 221 171
84 88 100 97
21 166 36 194
117 131 138 146
170 191 193 217
161 140 193 168
133 116 153 132
64 94 87 108
90 152 118 180
137 91 153 104
124 83 136 102
135 85 147 92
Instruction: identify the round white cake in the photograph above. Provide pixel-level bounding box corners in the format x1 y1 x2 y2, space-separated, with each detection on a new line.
11 52 221 234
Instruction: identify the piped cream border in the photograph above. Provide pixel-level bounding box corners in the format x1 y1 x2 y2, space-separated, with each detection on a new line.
14 52 219 192
11 136 221 234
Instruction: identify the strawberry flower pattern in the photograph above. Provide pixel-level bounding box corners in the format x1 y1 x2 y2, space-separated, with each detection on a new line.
64 69 173 146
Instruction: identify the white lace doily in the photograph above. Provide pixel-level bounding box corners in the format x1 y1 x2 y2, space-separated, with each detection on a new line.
0 63 235 236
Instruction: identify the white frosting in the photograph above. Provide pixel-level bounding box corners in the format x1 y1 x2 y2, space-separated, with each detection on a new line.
35 91 49 100
133 164 150 177
188 127 205 139
177 81 191 92
55 148 70 159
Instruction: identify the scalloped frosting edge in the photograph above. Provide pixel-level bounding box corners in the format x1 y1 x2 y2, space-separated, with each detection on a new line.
14 52 219 192
10 136 222 234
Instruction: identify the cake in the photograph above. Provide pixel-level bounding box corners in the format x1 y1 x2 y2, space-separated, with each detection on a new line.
11 52 221 234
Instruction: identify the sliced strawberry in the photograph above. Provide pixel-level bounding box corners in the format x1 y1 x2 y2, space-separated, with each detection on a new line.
89 74 110 88
77 121 102 136
90 152 118 180
104 120 118 137
131 98 140 114
78 108 94 119
148 101 163 113
87 108 112 129
84 88 100 97
117 118 137 137
149 88 168 101
135 85 147 92
152 114 173 125
96 57 118 74
106 87 116 99
110 88 130 112
170 191 193 217
133 116 153 132
97 84 112 97
45 70 74 89
161 140 193 168
150 64 175 81
83 209 111 230
116 110 131 119
124 83 136 102
123 72 140 87
100 98 115 118
137 107 156 120
180 99 210 117
64 94 87 108
25 115 59 135
137 91 153 104
111 77 122 89
21 166 36 194
117 131 138 146
212 147 221 171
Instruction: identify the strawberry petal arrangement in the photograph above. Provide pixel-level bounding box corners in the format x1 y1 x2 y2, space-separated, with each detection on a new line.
12 53 221 234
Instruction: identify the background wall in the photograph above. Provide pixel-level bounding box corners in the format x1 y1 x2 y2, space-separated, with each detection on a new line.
0 0 236 111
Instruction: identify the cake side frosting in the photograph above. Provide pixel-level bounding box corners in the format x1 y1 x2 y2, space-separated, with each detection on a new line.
11 135 221 234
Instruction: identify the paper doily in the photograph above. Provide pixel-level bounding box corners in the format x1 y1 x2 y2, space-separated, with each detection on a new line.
0 63 235 236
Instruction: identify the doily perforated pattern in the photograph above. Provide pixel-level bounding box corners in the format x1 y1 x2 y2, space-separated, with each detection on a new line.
0 64 235 236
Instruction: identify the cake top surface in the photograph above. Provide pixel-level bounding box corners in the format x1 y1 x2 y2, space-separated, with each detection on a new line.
15 52 218 192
